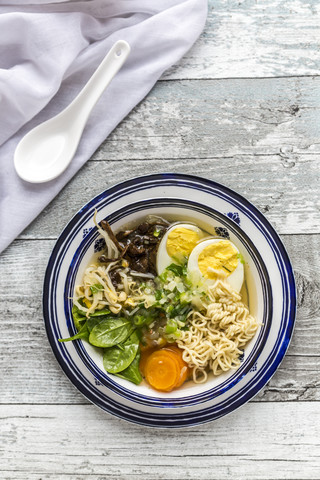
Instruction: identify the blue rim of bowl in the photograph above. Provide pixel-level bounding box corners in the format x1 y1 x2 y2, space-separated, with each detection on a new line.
43 173 296 427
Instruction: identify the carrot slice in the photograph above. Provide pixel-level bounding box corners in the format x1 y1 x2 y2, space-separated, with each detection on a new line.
162 346 189 387
143 346 189 392
145 351 180 392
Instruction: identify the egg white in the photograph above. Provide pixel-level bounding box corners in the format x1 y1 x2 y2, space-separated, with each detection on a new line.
187 238 244 292
156 223 205 275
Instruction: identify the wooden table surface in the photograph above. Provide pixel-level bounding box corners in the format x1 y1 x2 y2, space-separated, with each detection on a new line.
1 1 320 478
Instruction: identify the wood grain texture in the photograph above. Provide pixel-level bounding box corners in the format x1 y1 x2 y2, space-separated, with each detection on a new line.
20 154 320 238
19 76 320 239
1 403 320 479
165 0 320 80
0 235 319 404
94 77 320 160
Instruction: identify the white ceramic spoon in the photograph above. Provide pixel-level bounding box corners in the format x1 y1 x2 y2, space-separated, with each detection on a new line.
14 40 130 183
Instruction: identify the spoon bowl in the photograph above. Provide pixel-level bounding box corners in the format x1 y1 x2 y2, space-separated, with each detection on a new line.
14 40 130 183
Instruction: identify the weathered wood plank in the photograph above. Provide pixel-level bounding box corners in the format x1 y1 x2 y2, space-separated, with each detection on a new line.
1 403 320 479
165 0 320 80
0 236 319 404
93 77 320 160
19 76 320 238
20 154 320 238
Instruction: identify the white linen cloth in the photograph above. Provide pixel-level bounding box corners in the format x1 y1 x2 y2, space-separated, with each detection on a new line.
0 0 207 253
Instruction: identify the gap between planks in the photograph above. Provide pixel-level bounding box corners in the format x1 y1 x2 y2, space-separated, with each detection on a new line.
160 74 320 82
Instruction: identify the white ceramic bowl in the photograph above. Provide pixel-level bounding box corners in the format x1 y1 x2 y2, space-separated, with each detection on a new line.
43 174 296 427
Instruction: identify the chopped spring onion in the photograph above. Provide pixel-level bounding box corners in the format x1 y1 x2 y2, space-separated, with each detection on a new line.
155 290 162 301
237 253 246 265
165 320 178 334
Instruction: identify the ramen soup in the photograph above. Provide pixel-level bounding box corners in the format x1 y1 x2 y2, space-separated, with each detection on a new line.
59 214 258 392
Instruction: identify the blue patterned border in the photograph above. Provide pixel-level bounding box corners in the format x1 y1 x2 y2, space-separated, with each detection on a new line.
43 173 296 427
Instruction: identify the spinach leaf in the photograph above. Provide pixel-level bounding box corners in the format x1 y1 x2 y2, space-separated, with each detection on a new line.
115 350 142 385
59 322 89 343
86 315 107 333
89 317 134 348
72 305 87 331
103 331 139 373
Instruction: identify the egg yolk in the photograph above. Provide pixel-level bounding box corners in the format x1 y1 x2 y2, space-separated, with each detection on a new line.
166 227 201 260
198 240 238 279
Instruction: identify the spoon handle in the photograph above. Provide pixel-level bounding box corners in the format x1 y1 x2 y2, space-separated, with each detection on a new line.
65 40 131 125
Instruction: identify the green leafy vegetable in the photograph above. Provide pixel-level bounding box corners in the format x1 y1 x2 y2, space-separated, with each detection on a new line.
114 350 142 385
89 317 134 348
86 315 110 333
58 322 89 343
72 305 87 331
103 331 140 374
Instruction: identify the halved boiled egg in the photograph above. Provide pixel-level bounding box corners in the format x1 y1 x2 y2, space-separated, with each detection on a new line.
187 239 244 292
156 223 205 274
